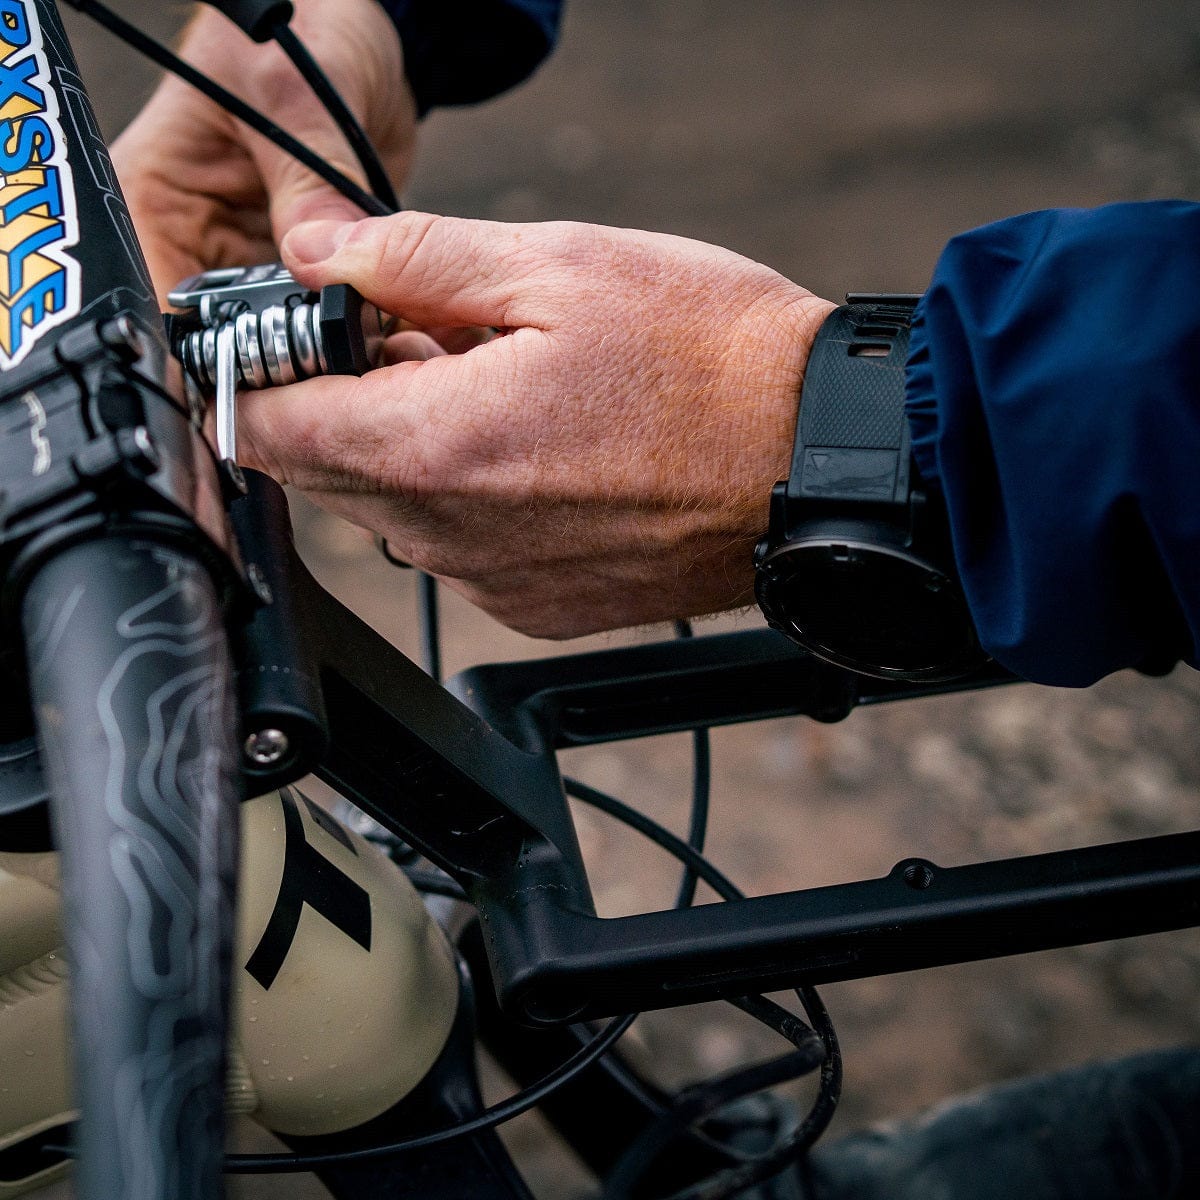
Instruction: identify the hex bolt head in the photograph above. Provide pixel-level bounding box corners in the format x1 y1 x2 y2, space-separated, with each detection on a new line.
132 425 158 466
99 314 144 360
246 562 273 606
244 727 290 767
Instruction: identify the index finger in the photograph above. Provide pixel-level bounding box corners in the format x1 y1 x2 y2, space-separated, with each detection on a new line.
281 211 565 330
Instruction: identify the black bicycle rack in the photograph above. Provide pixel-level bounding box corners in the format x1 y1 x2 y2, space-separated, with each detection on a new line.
3 466 1197 1026
39 467 1187 1029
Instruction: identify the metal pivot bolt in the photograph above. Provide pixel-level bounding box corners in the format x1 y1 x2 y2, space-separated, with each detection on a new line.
244 727 290 766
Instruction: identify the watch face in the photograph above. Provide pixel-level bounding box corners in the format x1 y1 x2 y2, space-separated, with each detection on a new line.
757 539 983 681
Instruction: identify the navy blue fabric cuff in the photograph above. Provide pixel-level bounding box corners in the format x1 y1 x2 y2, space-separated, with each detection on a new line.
905 201 1200 686
378 0 562 116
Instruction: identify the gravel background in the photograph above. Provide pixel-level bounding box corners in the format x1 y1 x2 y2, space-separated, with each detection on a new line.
56 1 1200 1195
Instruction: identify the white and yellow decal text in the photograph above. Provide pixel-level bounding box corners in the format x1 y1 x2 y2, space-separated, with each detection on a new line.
0 0 80 369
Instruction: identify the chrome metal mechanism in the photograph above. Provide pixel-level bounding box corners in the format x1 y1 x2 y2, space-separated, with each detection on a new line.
179 296 329 393
167 264 387 462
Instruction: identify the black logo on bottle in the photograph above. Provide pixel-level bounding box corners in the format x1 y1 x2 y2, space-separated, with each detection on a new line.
245 787 372 990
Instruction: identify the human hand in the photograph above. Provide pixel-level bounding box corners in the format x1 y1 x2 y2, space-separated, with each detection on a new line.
113 0 414 304
239 213 834 638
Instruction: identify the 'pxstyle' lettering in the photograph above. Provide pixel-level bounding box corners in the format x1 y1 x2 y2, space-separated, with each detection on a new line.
0 0 79 367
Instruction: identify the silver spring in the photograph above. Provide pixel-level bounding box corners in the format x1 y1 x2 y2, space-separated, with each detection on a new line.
289 301 320 378
260 304 296 387
235 309 268 389
199 327 218 388
174 299 327 393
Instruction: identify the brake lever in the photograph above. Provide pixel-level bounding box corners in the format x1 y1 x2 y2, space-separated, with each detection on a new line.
166 264 390 463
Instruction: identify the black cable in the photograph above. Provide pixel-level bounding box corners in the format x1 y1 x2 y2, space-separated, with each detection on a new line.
564 778 812 1045
726 994 824 1071
62 0 390 218
663 994 840 1200
43 1012 636 1174
604 1036 830 1195
272 23 399 209
672 620 711 910
417 572 442 683
563 777 737 904
603 1041 825 1198
564 778 841 1200
563 777 823 1062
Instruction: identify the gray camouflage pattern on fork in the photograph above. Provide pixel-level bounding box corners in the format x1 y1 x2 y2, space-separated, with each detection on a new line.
24 539 239 1200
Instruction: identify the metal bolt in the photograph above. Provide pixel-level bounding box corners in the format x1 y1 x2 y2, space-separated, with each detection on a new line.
120 425 158 475
100 314 144 360
246 562 273 606
116 315 143 357
244 728 290 767
133 425 157 463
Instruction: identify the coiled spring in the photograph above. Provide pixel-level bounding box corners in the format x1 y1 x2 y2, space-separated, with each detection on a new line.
175 300 330 393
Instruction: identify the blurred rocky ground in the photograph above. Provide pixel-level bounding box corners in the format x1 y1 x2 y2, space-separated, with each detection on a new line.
60 1 1200 1195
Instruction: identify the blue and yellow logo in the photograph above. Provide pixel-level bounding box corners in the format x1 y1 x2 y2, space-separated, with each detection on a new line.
0 0 80 369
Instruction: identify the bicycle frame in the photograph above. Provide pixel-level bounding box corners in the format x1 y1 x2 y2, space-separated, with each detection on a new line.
223 474 1200 1027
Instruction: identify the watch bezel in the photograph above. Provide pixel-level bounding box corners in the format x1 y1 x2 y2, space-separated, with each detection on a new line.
756 535 986 683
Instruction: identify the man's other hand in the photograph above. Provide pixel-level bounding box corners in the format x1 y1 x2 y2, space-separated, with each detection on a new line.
113 0 414 304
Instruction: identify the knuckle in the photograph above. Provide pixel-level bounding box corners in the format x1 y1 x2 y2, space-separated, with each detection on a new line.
244 45 303 113
540 220 602 268
379 212 443 289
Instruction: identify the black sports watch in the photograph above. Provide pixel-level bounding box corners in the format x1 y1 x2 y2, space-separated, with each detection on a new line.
754 293 985 682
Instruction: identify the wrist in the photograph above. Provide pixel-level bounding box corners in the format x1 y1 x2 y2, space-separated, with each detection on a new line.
722 285 836 582
654 281 833 625
743 287 838 484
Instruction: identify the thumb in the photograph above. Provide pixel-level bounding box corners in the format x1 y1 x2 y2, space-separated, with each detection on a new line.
282 212 554 330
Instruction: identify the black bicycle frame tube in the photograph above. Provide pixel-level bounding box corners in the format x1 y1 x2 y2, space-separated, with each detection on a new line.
0 5 243 1198
214 481 1200 1030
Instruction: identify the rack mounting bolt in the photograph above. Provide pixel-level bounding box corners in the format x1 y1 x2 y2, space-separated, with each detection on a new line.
244 727 290 767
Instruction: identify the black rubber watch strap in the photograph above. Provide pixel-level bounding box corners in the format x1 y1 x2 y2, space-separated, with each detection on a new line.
756 292 984 681
786 294 920 524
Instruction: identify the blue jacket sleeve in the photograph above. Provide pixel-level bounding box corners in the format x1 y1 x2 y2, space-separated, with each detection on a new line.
905 201 1200 686
377 0 563 116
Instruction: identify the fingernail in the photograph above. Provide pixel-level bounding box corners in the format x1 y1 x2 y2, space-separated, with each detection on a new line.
284 219 354 266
